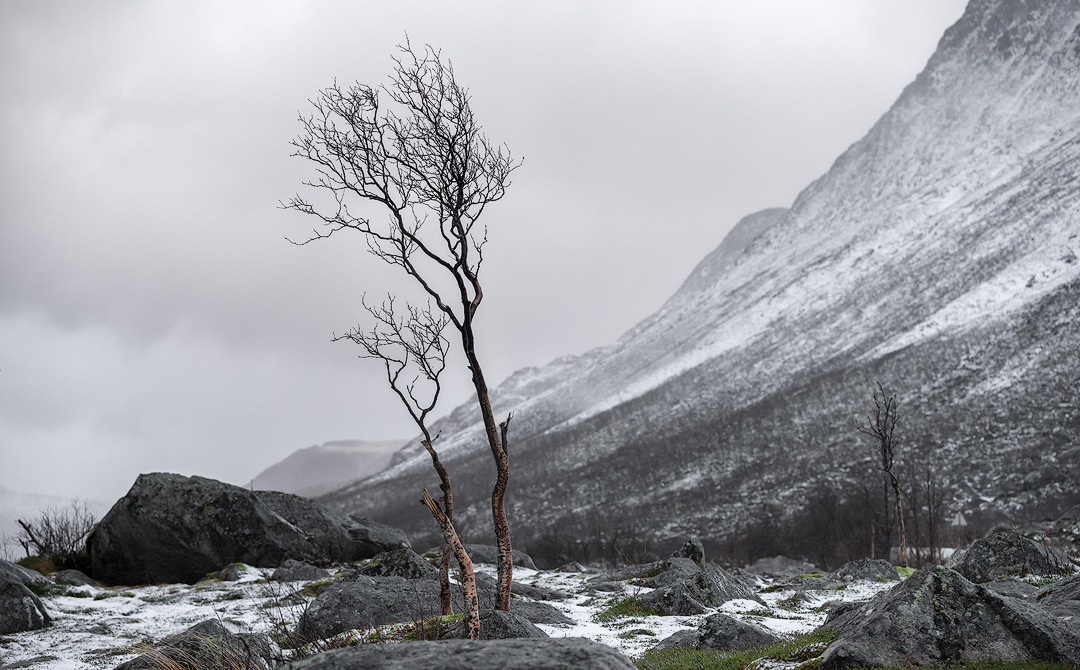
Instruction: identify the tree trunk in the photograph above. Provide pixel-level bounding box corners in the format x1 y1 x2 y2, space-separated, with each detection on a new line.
891 475 908 568
421 488 479 639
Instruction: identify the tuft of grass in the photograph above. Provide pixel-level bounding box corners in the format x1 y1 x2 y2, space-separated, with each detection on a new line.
299 578 334 598
795 572 824 579
635 628 838 670
592 596 658 624
17 555 56 575
894 566 915 578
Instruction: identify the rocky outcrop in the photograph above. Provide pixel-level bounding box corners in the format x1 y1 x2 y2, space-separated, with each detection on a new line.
640 558 702 588
818 566 1080 668
463 544 537 570
0 559 47 586
285 638 636 670
946 532 1075 584
697 612 781 651
0 579 51 634
358 548 439 581
115 619 271 670
639 567 763 615
272 558 331 582
1034 574 1080 635
833 558 899 582
671 538 705 568
88 473 409 585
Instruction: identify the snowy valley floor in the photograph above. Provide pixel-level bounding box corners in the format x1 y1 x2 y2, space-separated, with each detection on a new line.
0 561 897 669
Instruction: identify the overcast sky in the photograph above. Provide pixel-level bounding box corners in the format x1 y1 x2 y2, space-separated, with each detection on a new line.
0 0 968 505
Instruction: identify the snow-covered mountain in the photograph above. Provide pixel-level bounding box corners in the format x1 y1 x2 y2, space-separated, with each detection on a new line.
321 0 1080 553
250 440 406 497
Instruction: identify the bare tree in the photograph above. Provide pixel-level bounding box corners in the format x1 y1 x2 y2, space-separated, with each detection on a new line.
284 38 521 611
857 382 908 567
17 498 97 568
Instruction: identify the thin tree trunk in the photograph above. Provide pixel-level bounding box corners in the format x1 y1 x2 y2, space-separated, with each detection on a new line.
422 437 455 615
891 475 908 568
421 488 479 639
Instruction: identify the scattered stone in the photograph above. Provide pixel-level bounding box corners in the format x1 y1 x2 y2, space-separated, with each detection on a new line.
284 638 637 670
584 582 625 594
359 548 440 581
214 563 242 581
89 473 409 585
833 558 899 582
295 574 445 641
1 656 58 669
463 544 538 570
640 557 702 588
639 567 764 616
555 561 595 573
697 613 781 651
53 569 98 587
512 600 575 626
671 538 705 568
0 560 47 586
0 579 52 634
272 558 331 582
653 629 699 650
444 609 548 640
986 577 1039 600
745 555 819 577
817 565 1080 668
115 619 272 670
946 531 1075 583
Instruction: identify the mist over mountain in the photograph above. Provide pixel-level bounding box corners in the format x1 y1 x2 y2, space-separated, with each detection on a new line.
320 0 1080 563
250 440 405 498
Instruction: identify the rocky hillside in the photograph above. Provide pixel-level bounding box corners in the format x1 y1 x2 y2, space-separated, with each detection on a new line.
321 0 1080 556
251 439 405 497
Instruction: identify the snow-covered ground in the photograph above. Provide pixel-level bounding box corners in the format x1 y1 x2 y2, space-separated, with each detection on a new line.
0 561 899 669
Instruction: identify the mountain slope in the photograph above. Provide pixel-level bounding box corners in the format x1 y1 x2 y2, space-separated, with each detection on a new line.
251 440 405 497
321 0 1080 557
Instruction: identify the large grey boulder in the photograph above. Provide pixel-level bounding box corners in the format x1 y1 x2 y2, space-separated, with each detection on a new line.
358 547 439 581
463 544 537 570
640 557 702 588
272 558 331 582
833 558 899 582
946 531 1075 583
0 579 51 634
115 619 271 670
88 473 409 585
285 638 636 670
639 567 764 616
0 559 47 586
295 574 445 642
443 609 548 640
818 565 1080 668
697 613 781 651
511 600 575 626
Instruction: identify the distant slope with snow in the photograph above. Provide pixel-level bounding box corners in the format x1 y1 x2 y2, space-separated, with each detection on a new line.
321 0 1080 552
251 440 406 497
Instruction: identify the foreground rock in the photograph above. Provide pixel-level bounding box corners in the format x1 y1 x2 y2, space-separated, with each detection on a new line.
0 579 52 634
639 567 763 615
0 560 47 586
697 612 781 650
296 574 445 641
946 531 1075 583
286 638 636 670
443 609 548 640
89 473 409 584
818 565 1080 668
358 548 439 580
116 619 271 670
1034 574 1080 635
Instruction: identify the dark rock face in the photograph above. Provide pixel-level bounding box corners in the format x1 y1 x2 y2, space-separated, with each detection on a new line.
697 613 781 651
345 515 412 558
463 544 537 570
272 558 331 582
511 600 575 626
1034 574 1080 635
946 531 1075 583
640 558 702 588
443 609 548 640
284 638 636 670
639 567 763 616
0 560 47 586
833 558 899 582
0 579 51 634
986 578 1039 600
116 619 271 670
671 538 706 568
653 629 699 650
53 569 98 586
88 473 409 585
818 566 1080 668
358 548 439 581
295 574 445 641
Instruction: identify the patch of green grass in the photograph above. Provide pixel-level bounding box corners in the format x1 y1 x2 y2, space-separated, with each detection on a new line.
634 628 837 670
894 566 915 578
795 572 824 579
592 596 658 624
300 577 335 598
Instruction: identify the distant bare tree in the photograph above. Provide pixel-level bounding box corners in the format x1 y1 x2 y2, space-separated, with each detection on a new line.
17 498 97 567
858 383 908 567
284 38 521 611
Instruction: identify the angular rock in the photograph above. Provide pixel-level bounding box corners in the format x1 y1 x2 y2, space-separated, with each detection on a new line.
116 619 271 670
653 628 699 650
273 558 331 582
986 578 1039 600
946 531 1075 583
53 569 98 586
359 547 439 581
463 544 537 570
295 574 445 641
284 638 637 670
511 600 575 626
1034 574 1080 635
0 559 47 586
444 609 548 640
833 558 899 582
818 565 1080 668
347 515 412 558
0 579 51 634
671 538 705 568
88 473 409 585
639 567 764 616
697 613 781 651
640 557 702 588
214 563 242 581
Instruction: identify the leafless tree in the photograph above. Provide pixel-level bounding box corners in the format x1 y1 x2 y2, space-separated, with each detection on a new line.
17 498 97 567
857 383 908 567
284 38 520 611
